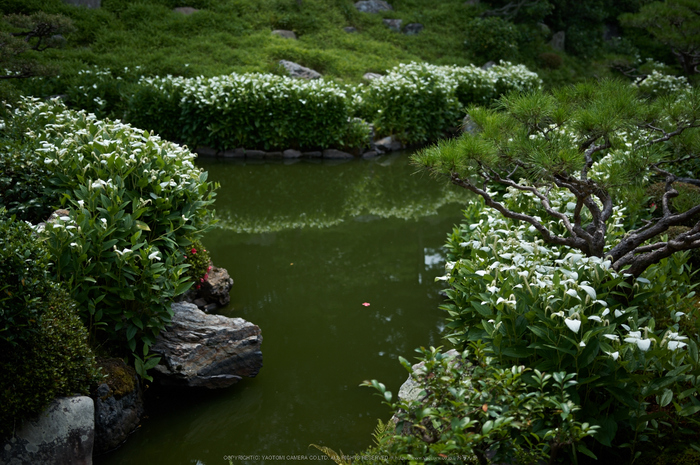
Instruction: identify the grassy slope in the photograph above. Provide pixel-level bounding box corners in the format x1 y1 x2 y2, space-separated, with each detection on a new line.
1 0 484 83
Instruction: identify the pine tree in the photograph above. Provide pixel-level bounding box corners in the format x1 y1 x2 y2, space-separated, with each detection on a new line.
413 79 700 277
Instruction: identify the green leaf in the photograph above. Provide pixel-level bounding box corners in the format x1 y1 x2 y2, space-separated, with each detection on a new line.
577 444 597 460
659 389 673 408
135 220 151 231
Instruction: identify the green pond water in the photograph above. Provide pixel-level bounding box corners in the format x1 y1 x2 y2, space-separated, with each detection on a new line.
96 153 472 465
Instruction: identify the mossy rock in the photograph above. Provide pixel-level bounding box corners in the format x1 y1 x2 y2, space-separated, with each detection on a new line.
96 358 137 399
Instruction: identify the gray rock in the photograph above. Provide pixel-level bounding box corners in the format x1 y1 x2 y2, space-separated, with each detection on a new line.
361 150 379 158
272 29 297 40
354 0 393 13
302 151 323 158
343 26 357 33
392 349 460 434
383 18 402 32
223 148 245 158
283 149 302 158
194 146 218 157
278 60 321 80
549 30 565 51
36 208 71 234
265 151 283 159
174 7 198 15
245 150 268 159
62 0 101 8
403 23 423 35
48 34 67 48
363 72 382 80
199 265 233 307
323 149 355 159
1 397 94 465
93 359 143 455
481 61 496 70
374 135 404 152
152 302 263 389
462 114 480 135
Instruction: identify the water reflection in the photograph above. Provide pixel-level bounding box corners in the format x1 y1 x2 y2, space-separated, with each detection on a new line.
96 153 471 465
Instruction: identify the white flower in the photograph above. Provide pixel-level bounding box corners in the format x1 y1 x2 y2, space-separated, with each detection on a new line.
587 316 602 322
114 247 132 256
668 341 687 351
607 351 620 361
565 318 581 333
603 334 619 341
565 289 580 299
579 341 586 347
636 339 652 351
148 251 161 261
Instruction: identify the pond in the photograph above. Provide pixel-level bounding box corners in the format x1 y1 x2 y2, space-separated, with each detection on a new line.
96 152 472 465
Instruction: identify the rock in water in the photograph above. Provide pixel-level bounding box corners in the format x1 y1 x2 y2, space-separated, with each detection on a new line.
199 265 233 307
1 396 94 465
92 359 143 455
151 302 263 389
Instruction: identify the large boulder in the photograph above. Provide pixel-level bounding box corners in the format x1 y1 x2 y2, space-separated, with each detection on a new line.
1 396 94 465
92 359 143 455
278 60 321 80
354 0 393 13
151 302 263 389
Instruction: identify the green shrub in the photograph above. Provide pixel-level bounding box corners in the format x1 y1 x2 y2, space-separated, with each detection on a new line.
5 97 217 375
0 287 100 439
435 193 700 458
0 212 99 438
464 17 521 65
137 72 356 150
356 61 541 144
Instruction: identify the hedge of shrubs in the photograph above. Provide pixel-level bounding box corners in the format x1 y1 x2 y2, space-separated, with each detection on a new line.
23 61 542 152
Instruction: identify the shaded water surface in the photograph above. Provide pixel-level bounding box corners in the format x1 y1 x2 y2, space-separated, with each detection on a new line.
97 153 471 465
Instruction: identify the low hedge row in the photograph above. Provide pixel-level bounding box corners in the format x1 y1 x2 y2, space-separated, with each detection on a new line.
21 61 542 151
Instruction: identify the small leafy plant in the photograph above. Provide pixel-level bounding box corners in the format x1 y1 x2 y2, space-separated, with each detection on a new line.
359 344 598 465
